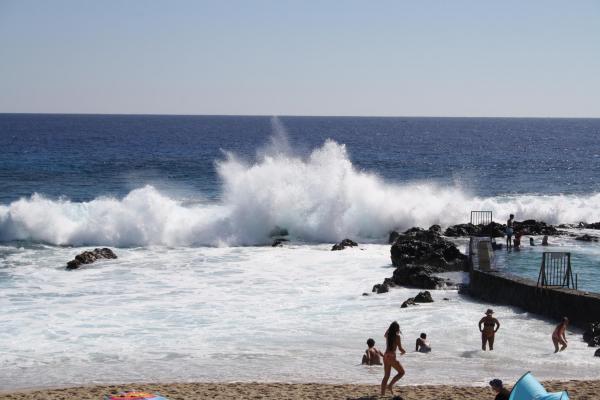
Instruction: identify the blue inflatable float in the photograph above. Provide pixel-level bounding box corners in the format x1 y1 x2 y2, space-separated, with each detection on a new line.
509 372 569 400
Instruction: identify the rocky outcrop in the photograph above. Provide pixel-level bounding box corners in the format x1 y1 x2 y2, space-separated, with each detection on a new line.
373 226 467 292
583 322 600 347
401 291 434 308
372 283 389 294
331 238 358 251
66 248 117 270
272 238 289 247
575 234 599 242
444 220 560 237
513 220 559 235
583 222 600 230
444 222 505 238
390 227 467 270
414 290 434 303
595 349 600 357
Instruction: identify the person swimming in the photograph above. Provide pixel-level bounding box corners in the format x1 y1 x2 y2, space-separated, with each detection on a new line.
381 321 406 396
415 332 431 353
479 309 500 351
552 317 569 353
362 338 383 365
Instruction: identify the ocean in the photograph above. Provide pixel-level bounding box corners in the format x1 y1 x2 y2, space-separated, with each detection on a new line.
1 114 599 389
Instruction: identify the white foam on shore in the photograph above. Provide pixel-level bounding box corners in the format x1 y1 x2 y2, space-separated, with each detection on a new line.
0 244 597 389
2 139 600 246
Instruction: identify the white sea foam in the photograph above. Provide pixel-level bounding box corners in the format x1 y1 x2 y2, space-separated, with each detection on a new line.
2 139 600 246
0 244 596 389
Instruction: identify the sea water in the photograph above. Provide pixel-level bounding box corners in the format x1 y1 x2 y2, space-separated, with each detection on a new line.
1 115 600 389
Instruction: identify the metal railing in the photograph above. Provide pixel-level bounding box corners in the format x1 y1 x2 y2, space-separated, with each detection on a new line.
537 252 577 289
470 211 493 226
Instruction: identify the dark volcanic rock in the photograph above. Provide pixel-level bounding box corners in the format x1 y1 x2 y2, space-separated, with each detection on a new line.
272 238 289 247
390 230 467 271
331 238 358 251
444 222 505 238
595 349 600 357
66 248 117 270
583 322 600 347
373 227 467 292
372 283 389 294
391 265 445 289
414 291 434 303
584 222 600 230
513 220 559 235
575 234 599 242
401 297 416 308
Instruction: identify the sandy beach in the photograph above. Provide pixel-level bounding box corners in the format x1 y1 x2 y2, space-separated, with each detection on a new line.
1 380 597 400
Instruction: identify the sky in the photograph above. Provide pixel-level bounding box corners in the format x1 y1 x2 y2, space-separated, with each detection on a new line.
0 0 599 117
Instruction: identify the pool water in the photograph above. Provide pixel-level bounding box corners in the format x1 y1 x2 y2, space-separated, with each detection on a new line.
492 230 600 293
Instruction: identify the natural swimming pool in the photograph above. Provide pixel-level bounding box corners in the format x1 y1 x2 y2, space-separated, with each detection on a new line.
491 230 600 294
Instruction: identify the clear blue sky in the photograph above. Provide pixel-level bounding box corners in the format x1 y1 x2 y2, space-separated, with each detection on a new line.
1 0 599 117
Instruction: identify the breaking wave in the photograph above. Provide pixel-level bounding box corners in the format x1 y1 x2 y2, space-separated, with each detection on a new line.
2 140 600 247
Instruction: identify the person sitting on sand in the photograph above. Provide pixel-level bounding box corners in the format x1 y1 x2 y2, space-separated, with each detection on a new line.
489 379 510 400
479 309 500 351
542 235 549 246
362 338 383 365
415 333 431 353
381 321 406 396
506 214 515 248
552 317 569 353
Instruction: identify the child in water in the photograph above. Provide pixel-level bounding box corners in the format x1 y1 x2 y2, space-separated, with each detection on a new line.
361 338 383 365
415 333 431 353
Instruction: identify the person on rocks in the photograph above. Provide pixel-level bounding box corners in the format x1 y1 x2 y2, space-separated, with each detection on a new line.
381 321 406 396
552 317 569 353
361 338 383 365
479 309 500 351
415 332 431 353
506 214 515 249
489 379 510 400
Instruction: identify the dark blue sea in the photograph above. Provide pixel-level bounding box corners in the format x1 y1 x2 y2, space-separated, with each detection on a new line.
2 114 600 203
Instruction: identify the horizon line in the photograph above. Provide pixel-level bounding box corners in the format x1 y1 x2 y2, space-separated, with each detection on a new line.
1 112 599 119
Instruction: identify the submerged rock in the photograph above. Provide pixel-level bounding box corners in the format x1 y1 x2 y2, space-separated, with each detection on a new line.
575 234 599 242
271 238 289 247
372 283 389 294
401 291 433 308
66 248 117 270
331 238 358 251
401 297 416 308
414 291 434 303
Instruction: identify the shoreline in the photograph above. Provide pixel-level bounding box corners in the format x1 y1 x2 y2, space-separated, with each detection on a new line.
1 380 597 400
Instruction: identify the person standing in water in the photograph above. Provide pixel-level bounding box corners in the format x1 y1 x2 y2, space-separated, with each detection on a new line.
552 317 569 353
506 214 515 248
381 321 406 396
479 309 500 351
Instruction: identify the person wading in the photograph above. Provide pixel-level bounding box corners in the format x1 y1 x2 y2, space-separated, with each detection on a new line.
479 309 500 351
